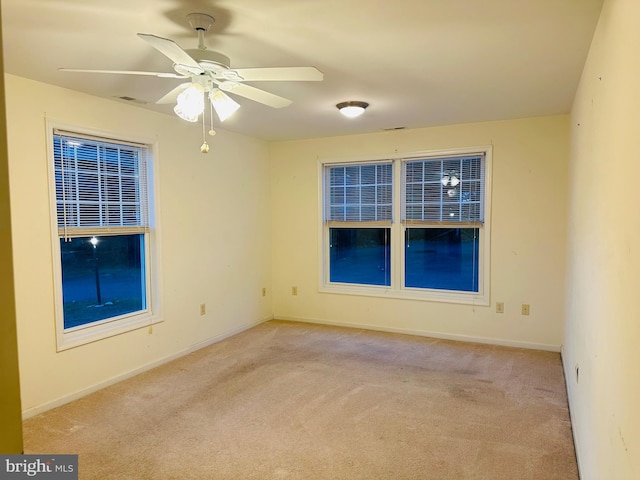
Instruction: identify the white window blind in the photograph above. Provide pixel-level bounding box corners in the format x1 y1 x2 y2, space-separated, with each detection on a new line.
53 130 150 238
403 154 485 225
326 162 393 224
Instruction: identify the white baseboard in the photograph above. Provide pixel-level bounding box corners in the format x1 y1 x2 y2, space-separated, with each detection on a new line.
22 315 272 419
560 347 583 479
274 314 562 352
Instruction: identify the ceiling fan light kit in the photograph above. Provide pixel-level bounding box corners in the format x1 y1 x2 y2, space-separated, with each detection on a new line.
59 12 324 152
174 84 205 122
209 90 241 122
337 101 369 118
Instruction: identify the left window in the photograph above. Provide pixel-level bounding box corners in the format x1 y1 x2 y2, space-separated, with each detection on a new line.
49 127 159 350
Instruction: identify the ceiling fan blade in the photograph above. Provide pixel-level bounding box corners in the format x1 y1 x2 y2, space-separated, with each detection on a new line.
137 33 203 74
232 67 323 82
59 68 186 79
218 82 292 108
156 82 192 104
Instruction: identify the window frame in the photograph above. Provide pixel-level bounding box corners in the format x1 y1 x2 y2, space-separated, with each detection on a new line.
46 121 162 351
318 147 492 306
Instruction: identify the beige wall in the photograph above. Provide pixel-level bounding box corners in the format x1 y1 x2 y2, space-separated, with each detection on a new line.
564 0 640 477
5 74 272 416
270 115 569 349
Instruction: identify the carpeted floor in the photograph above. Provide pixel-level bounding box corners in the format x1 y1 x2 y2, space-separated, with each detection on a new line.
23 320 578 479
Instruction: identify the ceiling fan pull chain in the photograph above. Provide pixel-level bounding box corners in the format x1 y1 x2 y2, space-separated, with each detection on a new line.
209 101 216 137
201 107 210 154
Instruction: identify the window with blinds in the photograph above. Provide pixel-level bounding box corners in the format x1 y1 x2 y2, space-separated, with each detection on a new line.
403 154 485 225
49 127 158 350
53 130 149 238
326 162 393 224
321 147 491 303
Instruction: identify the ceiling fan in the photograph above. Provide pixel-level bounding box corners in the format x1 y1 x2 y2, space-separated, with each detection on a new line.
60 13 324 130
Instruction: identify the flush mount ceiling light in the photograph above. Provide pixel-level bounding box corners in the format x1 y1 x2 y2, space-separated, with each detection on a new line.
337 101 369 118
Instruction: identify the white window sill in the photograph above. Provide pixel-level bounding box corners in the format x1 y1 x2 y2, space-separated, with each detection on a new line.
319 283 489 306
57 311 163 351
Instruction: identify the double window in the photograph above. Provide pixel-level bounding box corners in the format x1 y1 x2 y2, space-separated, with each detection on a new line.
49 126 159 349
322 148 491 304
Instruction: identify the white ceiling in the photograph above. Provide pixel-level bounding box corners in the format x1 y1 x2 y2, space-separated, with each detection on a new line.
1 0 603 142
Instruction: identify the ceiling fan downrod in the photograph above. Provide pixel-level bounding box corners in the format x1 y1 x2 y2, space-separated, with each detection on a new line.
186 13 215 51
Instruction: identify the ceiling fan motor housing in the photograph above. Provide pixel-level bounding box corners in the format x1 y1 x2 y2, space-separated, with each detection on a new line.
174 50 245 83
186 49 231 70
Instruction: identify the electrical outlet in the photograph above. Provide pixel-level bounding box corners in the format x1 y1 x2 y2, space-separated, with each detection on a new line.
200 303 206 316
521 304 530 315
262 287 267 297
292 286 298 296
496 302 504 313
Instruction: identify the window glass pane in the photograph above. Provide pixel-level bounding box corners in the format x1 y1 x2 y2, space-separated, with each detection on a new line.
345 186 360 203
378 184 392 206
345 206 361 222
424 183 442 202
345 166 361 185
326 163 392 222
330 206 345 219
403 155 484 223
377 164 392 184
461 179 481 201
423 161 442 181
361 185 376 203
330 228 391 286
361 205 376 220
406 183 422 203
405 162 423 182
330 167 345 186
405 228 479 292
60 234 146 329
442 203 460 220
377 204 392 219
330 186 345 205
461 203 481 221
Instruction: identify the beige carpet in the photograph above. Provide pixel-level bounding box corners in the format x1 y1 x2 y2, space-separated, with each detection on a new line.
23 320 578 479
